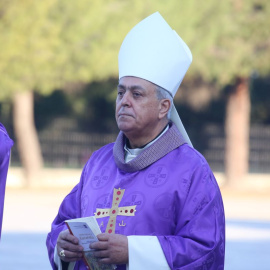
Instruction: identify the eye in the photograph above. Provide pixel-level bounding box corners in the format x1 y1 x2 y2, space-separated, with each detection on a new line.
133 92 141 98
117 90 124 97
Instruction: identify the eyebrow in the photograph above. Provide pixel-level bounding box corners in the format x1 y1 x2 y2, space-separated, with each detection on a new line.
117 84 146 92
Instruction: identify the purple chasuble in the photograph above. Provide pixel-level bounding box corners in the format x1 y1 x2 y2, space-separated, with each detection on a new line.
47 123 225 270
0 123 13 239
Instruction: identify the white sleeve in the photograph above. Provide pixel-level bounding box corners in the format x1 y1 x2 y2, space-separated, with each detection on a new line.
127 236 170 270
54 246 76 270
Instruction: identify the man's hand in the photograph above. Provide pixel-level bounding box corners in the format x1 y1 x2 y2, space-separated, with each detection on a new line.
57 229 84 262
90 233 128 265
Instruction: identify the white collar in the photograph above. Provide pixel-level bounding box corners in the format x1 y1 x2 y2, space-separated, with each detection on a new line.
124 125 169 163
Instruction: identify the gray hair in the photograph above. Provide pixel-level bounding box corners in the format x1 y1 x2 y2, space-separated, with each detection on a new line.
155 86 173 119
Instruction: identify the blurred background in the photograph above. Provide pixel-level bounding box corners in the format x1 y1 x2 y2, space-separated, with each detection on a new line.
0 0 269 269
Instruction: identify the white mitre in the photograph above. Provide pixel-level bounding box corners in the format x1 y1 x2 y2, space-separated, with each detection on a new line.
118 12 193 147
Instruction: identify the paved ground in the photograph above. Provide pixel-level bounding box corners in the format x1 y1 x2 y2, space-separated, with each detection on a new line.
1 169 270 269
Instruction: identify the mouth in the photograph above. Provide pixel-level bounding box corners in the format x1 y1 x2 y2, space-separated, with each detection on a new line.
118 113 133 119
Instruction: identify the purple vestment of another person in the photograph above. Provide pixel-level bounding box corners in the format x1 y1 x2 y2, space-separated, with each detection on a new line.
0 123 13 239
47 123 225 269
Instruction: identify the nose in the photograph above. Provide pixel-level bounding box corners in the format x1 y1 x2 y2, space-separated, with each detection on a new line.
120 91 131 107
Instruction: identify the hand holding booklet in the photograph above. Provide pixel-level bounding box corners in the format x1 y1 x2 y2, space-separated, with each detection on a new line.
65 216 116 270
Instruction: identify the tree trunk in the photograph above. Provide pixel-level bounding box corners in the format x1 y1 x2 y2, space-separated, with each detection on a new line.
13 91 43 186
225 77 250 186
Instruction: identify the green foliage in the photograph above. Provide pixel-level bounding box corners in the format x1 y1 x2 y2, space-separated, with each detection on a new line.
0 0 61 97
159 0 270 85
0 0 149 99
0 0 269 100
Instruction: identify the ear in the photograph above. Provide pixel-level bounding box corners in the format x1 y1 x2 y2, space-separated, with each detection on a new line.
158 99 171 119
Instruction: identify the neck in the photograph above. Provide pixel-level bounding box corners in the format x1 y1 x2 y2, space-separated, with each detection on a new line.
125 120 169 149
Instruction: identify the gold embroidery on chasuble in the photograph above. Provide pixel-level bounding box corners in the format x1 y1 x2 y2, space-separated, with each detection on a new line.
94 188 136 234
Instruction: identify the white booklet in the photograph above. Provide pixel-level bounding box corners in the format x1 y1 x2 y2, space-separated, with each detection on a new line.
65 216 116 270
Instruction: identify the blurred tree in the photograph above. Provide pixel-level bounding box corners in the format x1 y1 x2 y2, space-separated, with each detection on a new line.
250 76 270 124
1 0 269 187
158 0 270 185
34 90 71 130
0 0 148 185
69 79 118 133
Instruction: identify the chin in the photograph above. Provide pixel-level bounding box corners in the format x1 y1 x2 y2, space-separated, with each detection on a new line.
117 123 133 133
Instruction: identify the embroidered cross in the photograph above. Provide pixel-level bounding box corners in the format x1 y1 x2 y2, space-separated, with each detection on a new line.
147 166 167 186
93 168 109 188
94 188 136 234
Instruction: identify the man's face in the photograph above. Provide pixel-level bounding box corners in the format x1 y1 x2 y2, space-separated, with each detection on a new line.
115 76 161 138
